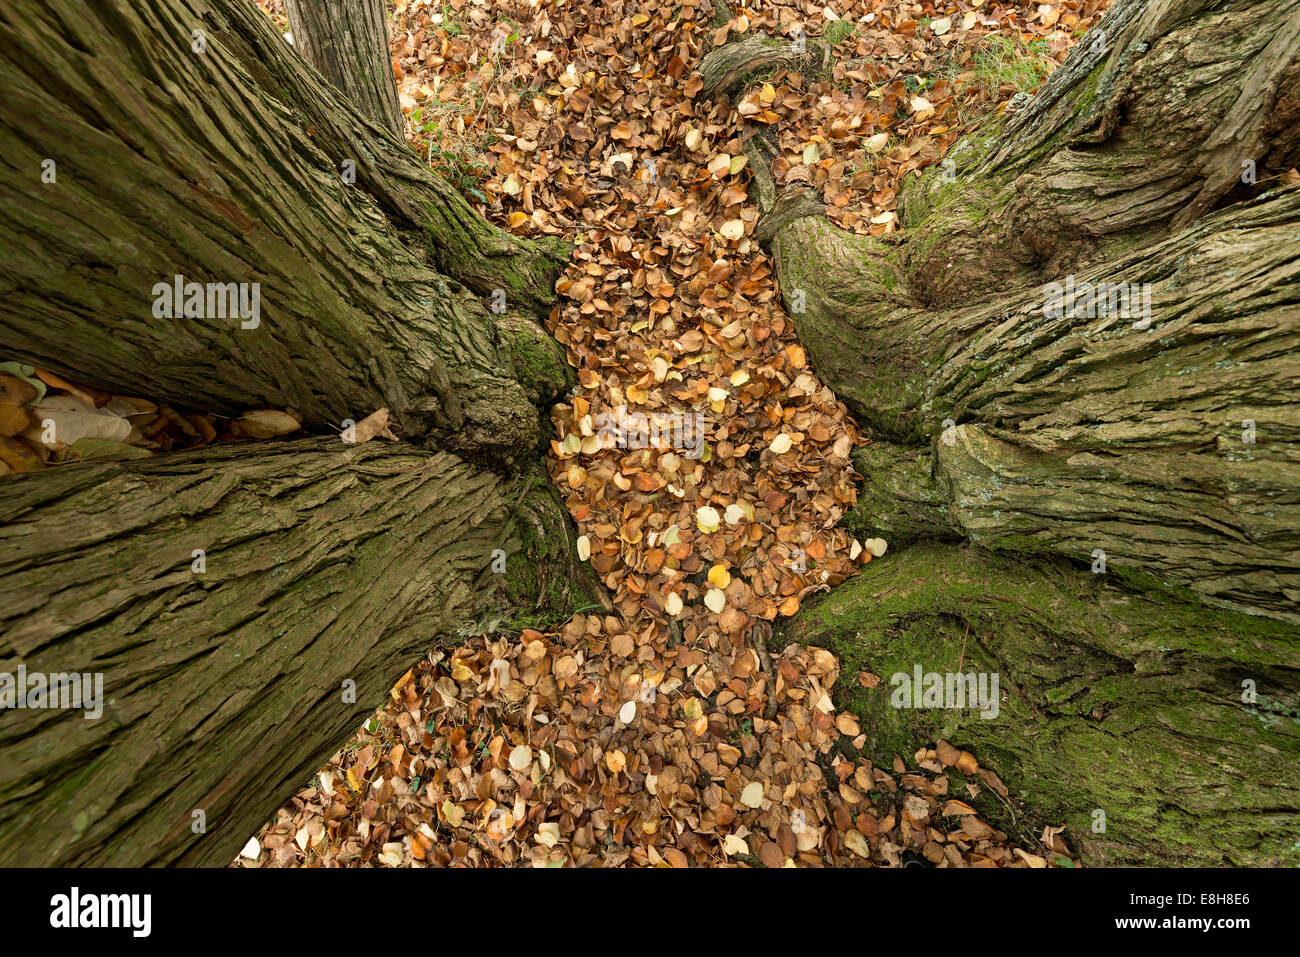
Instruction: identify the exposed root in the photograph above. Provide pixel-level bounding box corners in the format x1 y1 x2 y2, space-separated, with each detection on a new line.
698 33 833 99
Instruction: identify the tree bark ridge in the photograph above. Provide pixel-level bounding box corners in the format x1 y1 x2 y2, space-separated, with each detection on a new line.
286 0 405 139
708 0 1300 622
780 543 1300 865
0 0 567 463
0 438 599 866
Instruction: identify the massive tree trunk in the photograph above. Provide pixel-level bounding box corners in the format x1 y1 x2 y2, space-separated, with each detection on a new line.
0 440 597 866
704 0 1300 622
779 544 1300 866
831 191 1300 622
0 0 567 464
705 0 1300 863
0 0 601 866
286 0 404 139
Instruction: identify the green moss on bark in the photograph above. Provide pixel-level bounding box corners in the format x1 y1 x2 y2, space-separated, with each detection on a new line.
780 542 1300 866
495 316 574 406
497 471 607 632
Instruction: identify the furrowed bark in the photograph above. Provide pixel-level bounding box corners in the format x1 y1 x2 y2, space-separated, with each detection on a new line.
698 33 832 98
0 439 602 867
701 0 1300 862
822 190 1300 622
0 0 603 868
286 0 404 139
721 0 1300 622
214 0 568 315
0 0 567 462
780 543 1300 866
899 0 1300 307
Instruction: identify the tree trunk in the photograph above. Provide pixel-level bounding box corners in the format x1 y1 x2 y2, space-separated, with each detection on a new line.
0 0 567 464
0 0 605 866
703 0 1300 864
710 0 1300 623
829 191 1300 622
0 439 599 867
286 0 404 139
778 543 1300 866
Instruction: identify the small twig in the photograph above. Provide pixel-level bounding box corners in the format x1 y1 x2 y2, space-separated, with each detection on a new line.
749 621 779 721
956 620 970 673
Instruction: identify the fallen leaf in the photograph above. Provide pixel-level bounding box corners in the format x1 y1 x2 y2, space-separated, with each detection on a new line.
238 408 300 439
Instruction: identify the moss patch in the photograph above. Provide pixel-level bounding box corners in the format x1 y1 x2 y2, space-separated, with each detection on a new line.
822 21 855 46
495 316 574 405
496 470 606 632
780 542 1300 865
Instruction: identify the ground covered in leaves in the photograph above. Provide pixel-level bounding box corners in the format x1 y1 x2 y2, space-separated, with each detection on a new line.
0 363 313 472
235 0 1104 867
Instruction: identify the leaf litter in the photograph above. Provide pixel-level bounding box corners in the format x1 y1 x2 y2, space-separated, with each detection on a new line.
0 361 312 474
239 0 1104 868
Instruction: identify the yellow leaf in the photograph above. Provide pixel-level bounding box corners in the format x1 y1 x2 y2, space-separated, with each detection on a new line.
696 505 720 531
844 829 871 859
535 822 560 847
509 744 532 772
723 833 749 856
864 132 890 154
441 800 464 828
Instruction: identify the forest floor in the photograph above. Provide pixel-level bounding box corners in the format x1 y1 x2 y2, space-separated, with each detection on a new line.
233 0 1106 867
